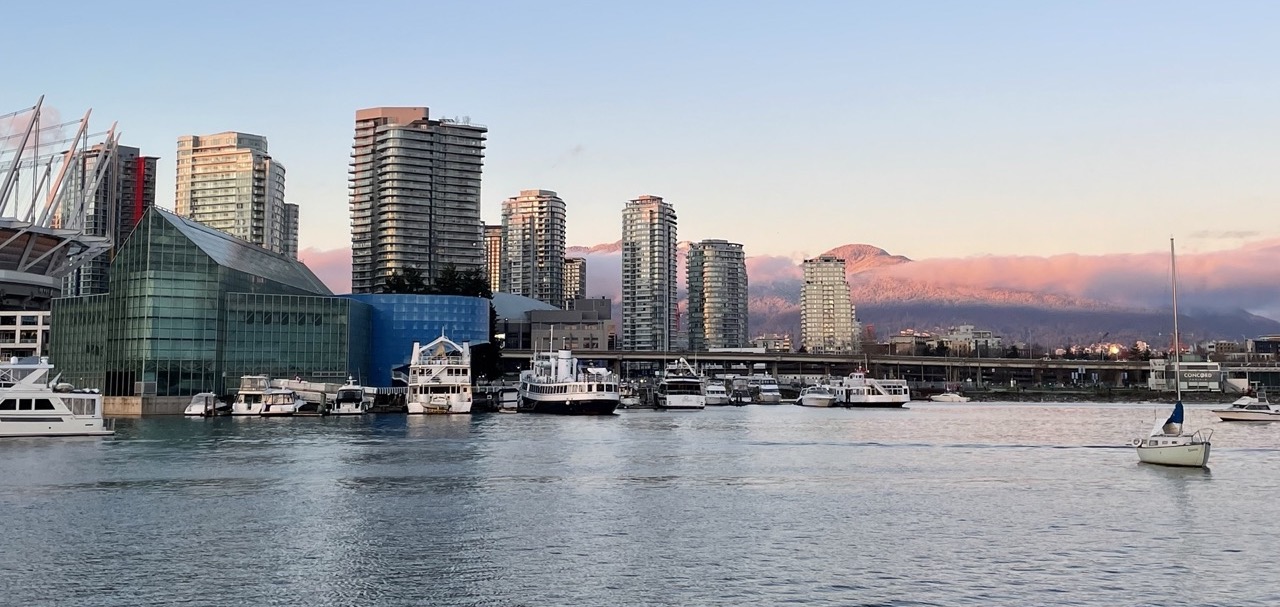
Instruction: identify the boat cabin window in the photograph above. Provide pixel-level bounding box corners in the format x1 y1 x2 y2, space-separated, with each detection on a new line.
0 399 14 410
34 399 55 410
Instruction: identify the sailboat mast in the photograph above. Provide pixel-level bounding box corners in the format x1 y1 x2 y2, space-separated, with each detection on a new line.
1170 237 1182 403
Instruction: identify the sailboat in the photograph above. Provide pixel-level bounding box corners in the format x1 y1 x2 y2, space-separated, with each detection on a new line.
1133 238 1212 468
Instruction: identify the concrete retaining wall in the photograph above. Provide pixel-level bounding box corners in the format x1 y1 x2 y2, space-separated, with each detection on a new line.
103 396 190 416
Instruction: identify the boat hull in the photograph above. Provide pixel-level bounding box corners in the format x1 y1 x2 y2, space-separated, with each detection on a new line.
929 393 970 403
519 396 618 415
754 393 782 404
656 395 705 409
1212 409 1280 422
1136 443 1211 468
0 421 113 438
798 395 837 407
704 395 731 406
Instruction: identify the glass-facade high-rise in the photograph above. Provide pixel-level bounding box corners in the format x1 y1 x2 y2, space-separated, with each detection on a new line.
688 239 748 350
51 208 368 398
800 255 857 353
621 195 677 351
349 107 487 293
500 189 566 307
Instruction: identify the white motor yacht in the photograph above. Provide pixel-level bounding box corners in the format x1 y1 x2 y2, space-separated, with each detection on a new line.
929 391 970 403
1212 389 1280 421
797 385 838 407
655 358 705 410
704 381 730 406
330 379 372 415
230 375 303 416
0 357 113 438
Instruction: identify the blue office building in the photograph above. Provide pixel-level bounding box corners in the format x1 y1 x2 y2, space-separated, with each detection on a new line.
345 294 489 386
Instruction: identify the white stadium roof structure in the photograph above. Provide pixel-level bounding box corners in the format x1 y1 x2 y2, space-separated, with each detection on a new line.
0 97 114 309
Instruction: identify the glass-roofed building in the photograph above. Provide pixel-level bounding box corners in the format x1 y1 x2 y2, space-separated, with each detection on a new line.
51 208 371 414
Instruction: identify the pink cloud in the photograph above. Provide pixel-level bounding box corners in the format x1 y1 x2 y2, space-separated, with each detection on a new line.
299 247 351 294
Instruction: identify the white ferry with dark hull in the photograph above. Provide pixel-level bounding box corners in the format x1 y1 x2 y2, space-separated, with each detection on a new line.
518 350 619 415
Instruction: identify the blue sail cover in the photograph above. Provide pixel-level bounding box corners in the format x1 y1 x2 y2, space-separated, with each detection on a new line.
1161 400 1185 435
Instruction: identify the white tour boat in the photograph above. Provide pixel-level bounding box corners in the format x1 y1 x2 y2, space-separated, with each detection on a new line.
929 391 970 403
1134 238 1211 468
655 358 706 410
407 336 473 414
797 385 838 407
518 350 619 415
183 392 230 416
827 371 911 407
1212 388 1280 422
0 357 113 438
704 380 731 406
330 379 372 415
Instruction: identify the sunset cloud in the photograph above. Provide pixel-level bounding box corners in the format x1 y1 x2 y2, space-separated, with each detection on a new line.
296 237 1280 322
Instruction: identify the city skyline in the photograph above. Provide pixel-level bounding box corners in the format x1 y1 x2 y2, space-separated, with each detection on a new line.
6 1 1279 265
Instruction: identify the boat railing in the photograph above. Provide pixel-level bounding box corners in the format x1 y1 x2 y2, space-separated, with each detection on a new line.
1193 428 1214 444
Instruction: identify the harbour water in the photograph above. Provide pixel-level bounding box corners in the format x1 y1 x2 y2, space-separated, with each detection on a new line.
3 403 1280 606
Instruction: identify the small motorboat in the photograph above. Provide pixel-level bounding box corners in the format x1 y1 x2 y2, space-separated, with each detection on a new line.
929 391 970 403
797 385 838 407
183 392 230 417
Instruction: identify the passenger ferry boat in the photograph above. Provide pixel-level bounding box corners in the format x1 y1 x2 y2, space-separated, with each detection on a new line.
230 375 304 416
330 379 372 415
518 350 619 415
0 357 113 438
406 336 473 414
827 371 911 407
656 358 706 410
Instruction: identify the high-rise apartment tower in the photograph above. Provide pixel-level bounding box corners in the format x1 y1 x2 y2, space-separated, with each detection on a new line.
484 224 503 293
175 132 287 253
563 257 586 308
621 195 677 351
800 255 857 353
349 107 486 293
687 239 748 350
500 189 565 306
63 144 156 296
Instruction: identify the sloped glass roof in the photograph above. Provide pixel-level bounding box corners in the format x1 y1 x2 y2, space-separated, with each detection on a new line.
156 209 332 295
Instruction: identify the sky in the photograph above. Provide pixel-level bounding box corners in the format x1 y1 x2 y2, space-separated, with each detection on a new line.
5 0 1280 263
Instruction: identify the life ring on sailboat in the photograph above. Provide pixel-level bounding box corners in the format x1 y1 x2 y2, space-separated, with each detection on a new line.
1131 438 1142 446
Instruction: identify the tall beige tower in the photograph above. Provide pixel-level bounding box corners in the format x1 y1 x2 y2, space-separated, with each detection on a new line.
175 132 287 253
500 189 566 306
349 107 486 293
563 257 586 308
800 255 857 353
484 224 503 293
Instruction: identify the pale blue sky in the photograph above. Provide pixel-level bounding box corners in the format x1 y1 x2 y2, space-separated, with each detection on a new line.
6 0 1278 260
